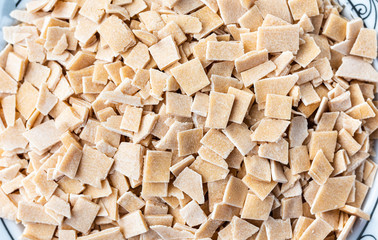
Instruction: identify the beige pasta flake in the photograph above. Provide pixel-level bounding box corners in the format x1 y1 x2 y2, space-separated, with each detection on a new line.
311 175 355 214
118 210 149 238
2 95 15 127
191 92 209 117
149 36 181 70
178 128 203 156
346 101 376 120
201 129 234 158
190 6 223 40
300 83 321 106
124 42 150 71
36 83 58 115
18 201 58 225
338 128 362 156
255 0 292 23
120 106 143 132
171 58 210 96
336 56 378 82
288 0 319 20
57 144 82 179
238 6 263 32
173 167 204 204
265 94 292 120
245 155 271 182
180 200 207 227
222 176 249 208
309 150 334 185
198 146 228 169
231 216 259 240
346 18 364 40
228 87 254 124
75 145 114 188
241 193 274 220
5 52 27 81
0 67 17 94
161 14 202 35
52 1 78 19
117 191 145 212
299 217 333 240
97 15 136 53
45 195 71 218
259 138 289 164
23 120 61 152
309 131 338 161
242 175 277 200
295 35 321 67
289 145 311 174
206 41 244 61
322 13 348 42
151 225 194 239
350 28 377 59
254 74 298 104
143 150 172 183
251 118 290 142
205 91 235 129
210 75 242 93
235 49 268 73
223 123 255 156
257 25 300 53
166 92 192 118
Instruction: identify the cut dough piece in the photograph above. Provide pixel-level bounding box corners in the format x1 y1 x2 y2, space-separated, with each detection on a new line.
258 138 289 164
257 25 300 53
173 167 204 204
254 75 298 104
311 176 355 214
231 216 259 240
309 150 334 185
64 197 100 233
241 193 274 220
288 0 319 20
201 129 234 158
206 41 244 61
143 150 172 183
251 118 290 142
205 91 234 129
322 13 347 42
170 58 210 96
177 128 203 157
222 176 248 208
244 155 271 182
180 200 207 227
264 94 292 120
149 36 181 70
309 131 338 161
118 210 149 238
223 123 255 156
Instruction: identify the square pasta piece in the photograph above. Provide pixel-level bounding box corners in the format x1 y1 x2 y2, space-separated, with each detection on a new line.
36 84 58 115
251 118 290 142
5 52 27 81
254 74 298 104
52 1 78 19
23 120 61 152
118 210 149 238
288 0 319 20
350 28 377 59
144 150 172 183
309 150 334 185
289 145 311 174
238 6 264 32
173 167 204 204
201 129 235 158
191 6 224 40
222 176 249 208
223 123 255 156
242 175 277 200
158 21 187 45
257 25 300 53
124 42 150 71
179 200 207 227
231 216 259 240
217 0 246 24
0 67 17 94
120 106 143 132
205 91 235 129
75 145 114 188
191 92 209 117
258 138 289 164
244 155 271 182
171 58 210 96
64 197 100 233
117 191 145 212
322 14 347 42
295 35 321 67
309 131 338 161
149 36 181 70
255 0 292 23
265 217 292 240
139 11 165 32
241 193 274 220
206 41 244 61
240 61 277 87
311 175 355 214
97 15 136 53
235 49 269 73
265 94 292 120
178 128 203 157
57 144 82 179
16 81 38 120
24 62 51 89
198 146 228 169
299 217 333 240
227 87 254 124
300 83 321 106
166 92 192 118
